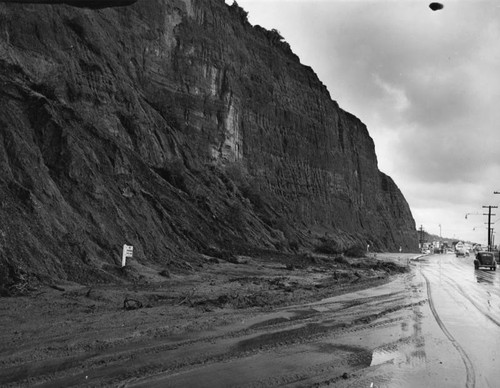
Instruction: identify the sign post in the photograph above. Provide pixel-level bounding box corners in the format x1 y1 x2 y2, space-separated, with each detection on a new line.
122 244 133 267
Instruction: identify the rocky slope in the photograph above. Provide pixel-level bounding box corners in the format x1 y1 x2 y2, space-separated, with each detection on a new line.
0 0 418 285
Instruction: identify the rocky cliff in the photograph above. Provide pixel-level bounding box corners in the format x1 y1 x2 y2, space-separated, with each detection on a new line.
0 0 418 284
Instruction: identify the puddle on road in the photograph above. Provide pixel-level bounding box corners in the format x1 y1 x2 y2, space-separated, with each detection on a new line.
475 270 498 285
370 345 426 367
367 344 429 388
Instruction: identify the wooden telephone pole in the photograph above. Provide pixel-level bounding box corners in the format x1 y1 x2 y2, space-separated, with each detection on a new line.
482 205 497 251
419 225 425 249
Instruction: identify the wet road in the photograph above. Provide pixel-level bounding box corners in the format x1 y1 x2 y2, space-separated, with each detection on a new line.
415 253 500 388
20 254 500 387
358 253 500 388
125 253 500 388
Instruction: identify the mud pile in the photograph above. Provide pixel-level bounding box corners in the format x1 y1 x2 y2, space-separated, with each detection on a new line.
0 252 418 386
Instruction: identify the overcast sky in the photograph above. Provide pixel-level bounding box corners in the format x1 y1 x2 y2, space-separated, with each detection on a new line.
225 0 500 245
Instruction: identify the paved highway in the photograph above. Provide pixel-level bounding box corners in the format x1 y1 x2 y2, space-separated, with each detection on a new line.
413 253 500 388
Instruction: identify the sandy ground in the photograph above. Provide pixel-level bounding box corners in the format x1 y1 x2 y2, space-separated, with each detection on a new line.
0 252 421 387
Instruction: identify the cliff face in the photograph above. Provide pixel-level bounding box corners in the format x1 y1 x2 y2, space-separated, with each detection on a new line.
0 0 418 282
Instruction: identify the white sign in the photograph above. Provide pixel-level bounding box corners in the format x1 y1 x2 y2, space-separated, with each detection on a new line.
122 244 133 267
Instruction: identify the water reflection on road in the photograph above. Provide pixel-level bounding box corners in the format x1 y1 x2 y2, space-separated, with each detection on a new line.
338 253 500 388
416 253 500 388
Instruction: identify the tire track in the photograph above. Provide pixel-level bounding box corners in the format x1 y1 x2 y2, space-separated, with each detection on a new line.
430 270 500 328
422 271 476 388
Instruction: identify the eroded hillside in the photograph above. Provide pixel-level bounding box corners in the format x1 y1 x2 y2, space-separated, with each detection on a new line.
0 0 417 284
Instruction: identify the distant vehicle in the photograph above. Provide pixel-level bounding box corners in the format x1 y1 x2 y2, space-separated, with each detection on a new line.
474 251 496 270
456 249 470 257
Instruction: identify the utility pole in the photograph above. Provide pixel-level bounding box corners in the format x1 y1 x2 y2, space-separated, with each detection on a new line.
482 205 497 251
419 225 425 249
494 191 500 250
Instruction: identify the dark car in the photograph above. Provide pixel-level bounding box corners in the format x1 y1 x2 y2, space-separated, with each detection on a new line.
474 251 497 270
